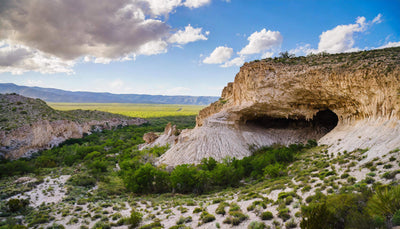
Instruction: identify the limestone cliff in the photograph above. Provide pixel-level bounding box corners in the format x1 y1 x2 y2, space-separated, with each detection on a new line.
0 94 146 159
158 47 400 166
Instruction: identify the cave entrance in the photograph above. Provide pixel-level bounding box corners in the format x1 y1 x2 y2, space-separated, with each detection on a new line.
243 109 338 139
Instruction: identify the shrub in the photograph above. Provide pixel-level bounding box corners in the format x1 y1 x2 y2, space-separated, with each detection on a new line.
393 209 400 226
193 207 202 213
264 163 287 178
260 211 273 220
129 209 143 228
138 221 162 229
6 198 29 213
248 221 266 229
68 173 96 187
176 216 192 225
215 202 228 215
285 219 297 228
278 208 291 221
200 211 215 224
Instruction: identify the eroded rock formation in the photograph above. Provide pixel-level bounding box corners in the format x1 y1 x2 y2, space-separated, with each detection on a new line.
140 123 179 150
158 47 400 166
0 118 146 159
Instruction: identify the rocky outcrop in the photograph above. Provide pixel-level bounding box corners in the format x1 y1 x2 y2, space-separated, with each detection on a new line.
139 123 179 150
158 47 400 166
0 118 146 159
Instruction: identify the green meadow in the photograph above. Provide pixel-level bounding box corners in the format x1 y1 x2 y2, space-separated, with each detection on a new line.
48 103 204 118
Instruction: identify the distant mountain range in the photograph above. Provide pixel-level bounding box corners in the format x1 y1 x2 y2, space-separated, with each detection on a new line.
0 83 219 105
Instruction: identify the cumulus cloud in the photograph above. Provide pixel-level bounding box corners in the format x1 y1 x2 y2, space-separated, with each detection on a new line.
0 41 74 75
145 0 182 15
0 0 212 74
0 0 170 61
203 46 233 64
239 29 283 55
168 25 209 45
317 14 382 54
183 0 211 8
221 56 245 67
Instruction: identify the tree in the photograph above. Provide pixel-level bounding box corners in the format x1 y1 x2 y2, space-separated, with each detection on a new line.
279 51 295 58
368 186 400 228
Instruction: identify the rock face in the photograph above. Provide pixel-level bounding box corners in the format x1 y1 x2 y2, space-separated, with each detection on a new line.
140 123 179 150
158 47 400 166
0 118 146 159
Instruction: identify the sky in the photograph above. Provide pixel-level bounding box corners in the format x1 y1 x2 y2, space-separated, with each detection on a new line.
0 0 399 96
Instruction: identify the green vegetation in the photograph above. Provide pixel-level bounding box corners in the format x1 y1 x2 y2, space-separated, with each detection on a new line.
48 102 203 118
0 94 138 131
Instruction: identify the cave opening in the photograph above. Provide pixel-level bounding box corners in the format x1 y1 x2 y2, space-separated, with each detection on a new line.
244 109 338 137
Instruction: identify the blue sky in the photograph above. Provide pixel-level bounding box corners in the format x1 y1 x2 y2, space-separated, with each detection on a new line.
0 0 399 96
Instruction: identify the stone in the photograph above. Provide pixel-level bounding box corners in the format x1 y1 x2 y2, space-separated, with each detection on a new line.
158 47 400 166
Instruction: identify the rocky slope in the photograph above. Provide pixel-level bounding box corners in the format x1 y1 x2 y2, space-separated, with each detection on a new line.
0 94 146 159
158 47 400 166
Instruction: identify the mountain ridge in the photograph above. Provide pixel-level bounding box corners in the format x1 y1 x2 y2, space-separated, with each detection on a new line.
0 83 218 105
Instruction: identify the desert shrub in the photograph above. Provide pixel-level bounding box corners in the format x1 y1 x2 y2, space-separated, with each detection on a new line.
215 202 228 215
193 207 202 213
176 216 192 225
138 221 162 229
129 209 143 228
278 208 291 221
199 211 215 224
264 163 287 178
261 211 273 220
6 199 29 213
285 218 297 228
393 209 400 226
248 221 266 229
68 173 96 187
368 185 400 227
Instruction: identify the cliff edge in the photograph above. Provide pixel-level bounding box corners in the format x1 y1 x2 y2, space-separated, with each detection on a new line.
0 94 146 159
158 47 400 166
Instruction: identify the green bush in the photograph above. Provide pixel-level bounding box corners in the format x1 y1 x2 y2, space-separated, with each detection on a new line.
200 211 215 224
129 209 143 228
68 173 96 187
138 221 162 229
260 211 273 220
392 209 400 226
248 221 266 229
6 199 29 213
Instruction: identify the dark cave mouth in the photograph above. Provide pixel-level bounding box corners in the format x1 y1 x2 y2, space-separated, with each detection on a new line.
244 109 339 134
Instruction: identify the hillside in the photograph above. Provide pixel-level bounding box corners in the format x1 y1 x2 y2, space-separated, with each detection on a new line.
0 93 146 159
149 46 400 166
0 83 218 105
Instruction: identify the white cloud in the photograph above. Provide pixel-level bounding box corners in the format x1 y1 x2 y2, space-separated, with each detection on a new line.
289 44 314 56
203 46 233 64
372 13 383 24
376 41 400 49
239 29 283 55
221 56 245 67
0 41 74 75
261 52 274 59
145 0 182 15
137 40 168 55
168 25 209 45
317 14 383 54
0 0 212 74
183 0 211 8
